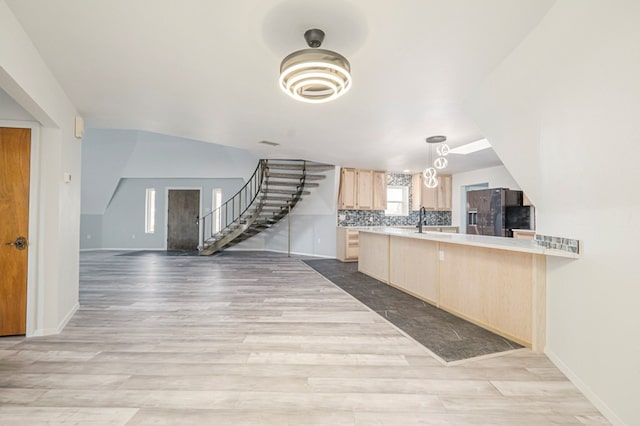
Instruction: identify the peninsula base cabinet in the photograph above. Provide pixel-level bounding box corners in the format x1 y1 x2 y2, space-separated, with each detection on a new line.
358 231 547 351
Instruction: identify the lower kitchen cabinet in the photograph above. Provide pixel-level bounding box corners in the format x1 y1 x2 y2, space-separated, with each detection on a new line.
336 227 359 262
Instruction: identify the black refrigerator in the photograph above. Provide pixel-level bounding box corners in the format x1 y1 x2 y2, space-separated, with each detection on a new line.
467 188 533 237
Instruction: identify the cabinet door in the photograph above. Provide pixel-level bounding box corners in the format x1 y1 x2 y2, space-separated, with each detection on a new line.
356 169 373 210
346 230 360 259
372 171 387 211
421 177 438 210
436 175 452 210
411 173 422 211
338 168 357 209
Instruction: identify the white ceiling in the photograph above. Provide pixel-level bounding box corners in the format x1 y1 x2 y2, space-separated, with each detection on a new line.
6 0 555 173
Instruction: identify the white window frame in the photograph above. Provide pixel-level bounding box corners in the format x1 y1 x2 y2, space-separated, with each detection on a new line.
385 185 409 216
145 188 156 234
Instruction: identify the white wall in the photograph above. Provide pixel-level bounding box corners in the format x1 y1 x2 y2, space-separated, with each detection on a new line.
0 0 81 336
81 129 258 214
463 1 640 424
451 165 521 230
0 86 32 120
81 129 337 257
259 167 338 258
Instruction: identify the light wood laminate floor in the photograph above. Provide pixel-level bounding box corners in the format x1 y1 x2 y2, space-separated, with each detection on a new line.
0 251 607 425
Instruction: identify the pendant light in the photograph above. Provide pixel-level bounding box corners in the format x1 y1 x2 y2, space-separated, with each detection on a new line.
423 136 450 188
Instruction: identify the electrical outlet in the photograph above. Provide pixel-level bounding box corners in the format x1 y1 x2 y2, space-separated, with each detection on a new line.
439 250 445 261
369 216 373 223
338 214 346 220
86 234 91 239
131 234 136 239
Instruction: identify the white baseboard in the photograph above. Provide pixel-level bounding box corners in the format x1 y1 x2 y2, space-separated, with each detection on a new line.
545 349 625 426
30 302 79 337
226 248 336 259
80 248 163 252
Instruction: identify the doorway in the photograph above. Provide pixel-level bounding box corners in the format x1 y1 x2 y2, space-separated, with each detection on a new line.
166 189 200 251
0 127 31 336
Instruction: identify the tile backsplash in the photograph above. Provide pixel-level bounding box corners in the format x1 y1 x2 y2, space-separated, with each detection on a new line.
337 172 452 227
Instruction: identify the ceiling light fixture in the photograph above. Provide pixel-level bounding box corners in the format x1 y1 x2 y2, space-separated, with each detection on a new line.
279 29 352 104
423 136 450 188
449 138 492 155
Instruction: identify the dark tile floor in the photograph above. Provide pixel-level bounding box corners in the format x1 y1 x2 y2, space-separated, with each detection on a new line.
304 259 522 363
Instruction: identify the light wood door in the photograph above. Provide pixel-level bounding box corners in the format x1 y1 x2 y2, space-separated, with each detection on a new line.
0 127 31 336
338 168 357 209
356 169 373 209
167 190 200 251
372 171 387 210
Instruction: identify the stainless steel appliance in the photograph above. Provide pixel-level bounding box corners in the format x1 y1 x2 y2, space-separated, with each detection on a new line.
467 188 531 237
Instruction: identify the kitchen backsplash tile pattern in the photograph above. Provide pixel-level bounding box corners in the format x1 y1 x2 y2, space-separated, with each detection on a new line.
337 172 452 227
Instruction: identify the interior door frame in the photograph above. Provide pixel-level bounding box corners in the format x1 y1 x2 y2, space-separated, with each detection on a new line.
0 120 42 337
163 186 203 250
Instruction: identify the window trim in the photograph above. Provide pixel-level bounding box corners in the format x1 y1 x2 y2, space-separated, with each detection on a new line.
385 185 409 216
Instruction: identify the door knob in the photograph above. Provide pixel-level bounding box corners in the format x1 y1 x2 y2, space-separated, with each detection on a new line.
5 236 27 250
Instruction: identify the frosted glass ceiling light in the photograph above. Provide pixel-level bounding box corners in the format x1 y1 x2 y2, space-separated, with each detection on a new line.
280 29 352 104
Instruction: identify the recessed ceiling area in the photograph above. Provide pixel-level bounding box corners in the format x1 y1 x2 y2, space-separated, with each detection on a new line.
5 0 556 173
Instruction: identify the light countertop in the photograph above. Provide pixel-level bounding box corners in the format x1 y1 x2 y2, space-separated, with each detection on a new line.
352 226 579 259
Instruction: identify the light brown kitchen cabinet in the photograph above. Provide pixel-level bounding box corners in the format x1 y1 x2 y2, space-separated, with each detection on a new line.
372 170 387 210
356 169 373 209
338 168 387 210
338 168 357 209
336 227 359 262
411 173 452 211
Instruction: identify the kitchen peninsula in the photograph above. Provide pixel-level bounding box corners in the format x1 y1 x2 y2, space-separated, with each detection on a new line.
356 227 579 352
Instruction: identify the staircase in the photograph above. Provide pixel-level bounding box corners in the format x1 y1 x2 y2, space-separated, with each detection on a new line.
199 159 333 255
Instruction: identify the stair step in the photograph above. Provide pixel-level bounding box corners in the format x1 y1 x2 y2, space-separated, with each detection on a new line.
265 180 320 188
265 163 334 171
261 189 311 195
266 172 326 180
260 196 300 202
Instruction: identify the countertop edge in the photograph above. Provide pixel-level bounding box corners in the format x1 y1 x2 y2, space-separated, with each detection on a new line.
353 227 579 259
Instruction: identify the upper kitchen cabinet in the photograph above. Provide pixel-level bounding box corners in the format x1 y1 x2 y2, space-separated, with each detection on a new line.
356 169 373 209
372 170 387 210
338 168 387 210
411 173 452 211
338 168 357 209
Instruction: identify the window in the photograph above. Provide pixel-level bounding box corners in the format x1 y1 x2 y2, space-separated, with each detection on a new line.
212 188 222 233
145 188 156 233
385 186 409 216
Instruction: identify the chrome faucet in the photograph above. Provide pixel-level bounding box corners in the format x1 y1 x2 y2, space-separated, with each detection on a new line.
417 206 426 233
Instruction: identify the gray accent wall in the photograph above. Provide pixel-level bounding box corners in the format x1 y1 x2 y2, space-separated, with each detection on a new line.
81 177 244 250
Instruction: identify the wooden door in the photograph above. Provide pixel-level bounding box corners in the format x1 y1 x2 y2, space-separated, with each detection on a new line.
0 127 31 336
167 189 200 251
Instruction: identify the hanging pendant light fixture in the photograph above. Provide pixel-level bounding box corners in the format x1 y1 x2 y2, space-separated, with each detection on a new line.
279 29 352 104
423 136 450 188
